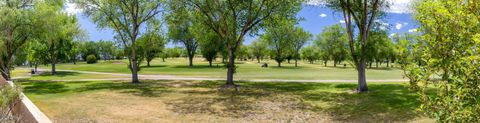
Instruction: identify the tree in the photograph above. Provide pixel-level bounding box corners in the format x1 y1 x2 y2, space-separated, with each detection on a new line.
187 0 302 87
79 41 100 60
196 24 222 67
290 27 312 67
34 1 81 75
166 1 198 67
263 19 296 67
326 0 389 92
78 0 165 83
0 0 33 80
249 39 268 63
301 45 320 64
315 24 348 67
137 24 165 67
402 0 480 121
98 40 115 61
26 39 49 73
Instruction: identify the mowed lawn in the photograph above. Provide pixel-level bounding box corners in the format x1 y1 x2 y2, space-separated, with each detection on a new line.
36 58 405 80
19 80 432 122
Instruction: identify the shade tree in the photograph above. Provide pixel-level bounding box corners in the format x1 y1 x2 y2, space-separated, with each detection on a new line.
78 0 165 83
187 0 302 87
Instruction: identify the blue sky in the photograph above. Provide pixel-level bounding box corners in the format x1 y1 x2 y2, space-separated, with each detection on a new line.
68 2 418 45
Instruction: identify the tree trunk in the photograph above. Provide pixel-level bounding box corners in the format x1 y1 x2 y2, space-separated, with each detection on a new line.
277 62 281 67
357 58 368 92
256 56 260 63
386 61 389 67
50 46 56 75
376 61 378 68
147 60 151 67
324 60 327 67
35 64 38 73
188 55 193 67
131 58 140 84
162 58 165 62
295 59 298 67
226 49 235 86
209 60 212 67
334 60 337 67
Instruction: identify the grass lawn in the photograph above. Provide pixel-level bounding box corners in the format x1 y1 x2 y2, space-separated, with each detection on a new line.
34 58 405 80
19 80 432 122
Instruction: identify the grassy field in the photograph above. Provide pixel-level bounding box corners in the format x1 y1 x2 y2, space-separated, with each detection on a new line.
33 58 405 80
19 80 432 122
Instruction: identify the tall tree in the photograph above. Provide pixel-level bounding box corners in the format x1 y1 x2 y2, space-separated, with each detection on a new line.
166 0 198 67
35 1 80 75
0 0 33 80
290 27 312 67
187 0 302 87
326 0 388 92
78 0 165 83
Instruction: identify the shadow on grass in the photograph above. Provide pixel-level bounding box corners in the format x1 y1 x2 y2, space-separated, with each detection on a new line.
140 65 168 68
37 71 80 77
169 81 423 122
172 65 224 69
76 81 171 97
20 80 171 97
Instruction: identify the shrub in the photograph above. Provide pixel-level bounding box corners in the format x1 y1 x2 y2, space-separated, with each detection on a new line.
86 55 97 64
0 85 22 122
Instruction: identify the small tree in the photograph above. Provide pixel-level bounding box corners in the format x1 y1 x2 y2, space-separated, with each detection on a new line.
315 24 349 67
263 19 296 67
290 27 312 67
301 45 320 64
249 39 268 63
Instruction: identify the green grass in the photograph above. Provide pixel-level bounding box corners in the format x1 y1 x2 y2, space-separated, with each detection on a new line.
34 58 405 80
19 80 432 122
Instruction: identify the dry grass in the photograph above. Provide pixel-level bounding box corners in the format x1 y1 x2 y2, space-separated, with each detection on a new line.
20 80 433 123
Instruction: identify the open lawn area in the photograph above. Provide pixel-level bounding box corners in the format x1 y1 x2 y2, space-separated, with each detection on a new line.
19 80 432 122
34 58 405 80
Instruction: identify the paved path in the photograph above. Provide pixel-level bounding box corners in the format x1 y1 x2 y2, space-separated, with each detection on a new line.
16 69 409 83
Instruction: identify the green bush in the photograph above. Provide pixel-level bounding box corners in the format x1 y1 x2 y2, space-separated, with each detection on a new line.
0 85 22 122
86 55 97 64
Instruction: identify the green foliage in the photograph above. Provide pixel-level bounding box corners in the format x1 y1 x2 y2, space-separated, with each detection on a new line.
404 0 480 122
0 84 22 121
300 45 320 64
166 0 198 66
0 0 34 79
78 0 165 83
86 55 97 64
263 19 297 67
315 24 349 67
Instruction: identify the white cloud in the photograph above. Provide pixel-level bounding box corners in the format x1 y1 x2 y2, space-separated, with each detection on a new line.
64 2 81 15
305 0 415 14
408 28 418 32
319 13 327 18
389 33 397 37
387 0 415 13
339 20 345 23
395 23 403 30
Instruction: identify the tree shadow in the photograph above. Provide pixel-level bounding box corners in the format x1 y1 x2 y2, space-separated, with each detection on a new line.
76 80 172 97
172 65 224 69
167 81 424 122
22 82 69 95
37 71 81 77
140 65 167 68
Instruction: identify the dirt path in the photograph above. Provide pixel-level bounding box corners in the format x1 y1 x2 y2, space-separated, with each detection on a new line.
19 69 409 83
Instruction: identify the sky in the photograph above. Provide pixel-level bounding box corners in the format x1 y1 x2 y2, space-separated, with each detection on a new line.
65 0 418 46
